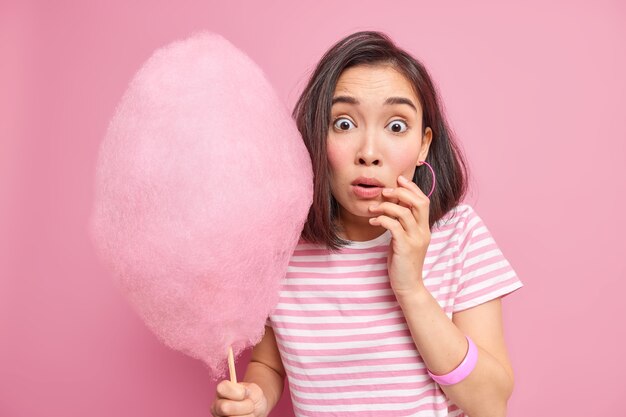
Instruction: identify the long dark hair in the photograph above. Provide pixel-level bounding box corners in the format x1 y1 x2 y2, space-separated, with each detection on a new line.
293 31 469 250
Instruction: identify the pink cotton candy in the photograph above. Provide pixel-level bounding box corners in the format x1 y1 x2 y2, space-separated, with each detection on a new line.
88 31 313 379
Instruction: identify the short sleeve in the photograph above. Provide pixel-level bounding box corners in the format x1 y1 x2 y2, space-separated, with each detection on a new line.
452 205 523 312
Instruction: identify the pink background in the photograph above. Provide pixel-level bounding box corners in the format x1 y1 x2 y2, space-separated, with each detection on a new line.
2 0 625 416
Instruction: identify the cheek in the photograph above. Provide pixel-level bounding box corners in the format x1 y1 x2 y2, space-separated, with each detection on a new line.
326 141 347 174
390 145 421 174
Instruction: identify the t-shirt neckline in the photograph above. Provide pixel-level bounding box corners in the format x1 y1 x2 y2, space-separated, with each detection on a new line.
343 229 392 249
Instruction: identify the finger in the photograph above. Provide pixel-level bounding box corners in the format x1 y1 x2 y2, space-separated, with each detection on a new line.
398 175 429 199
216 380 248 401
369 214 405 242
239 382 262 402
383 187 429 225
397 176 430 228
382 187 421 210
212 398 254 416
369 202 418 235
381 188 400 206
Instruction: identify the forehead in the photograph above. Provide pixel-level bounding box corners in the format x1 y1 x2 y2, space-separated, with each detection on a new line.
333 64 419 103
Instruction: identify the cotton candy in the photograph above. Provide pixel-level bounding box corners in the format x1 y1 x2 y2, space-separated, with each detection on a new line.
88 31 313 379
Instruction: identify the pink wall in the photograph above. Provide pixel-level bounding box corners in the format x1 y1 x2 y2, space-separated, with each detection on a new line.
2 0 625 415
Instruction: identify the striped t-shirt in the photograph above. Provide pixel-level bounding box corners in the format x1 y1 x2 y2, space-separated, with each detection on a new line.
268 203 523 417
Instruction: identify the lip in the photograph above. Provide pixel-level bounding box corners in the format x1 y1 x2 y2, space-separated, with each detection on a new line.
350 177 384 199
351 176 385 187
352 184 382 199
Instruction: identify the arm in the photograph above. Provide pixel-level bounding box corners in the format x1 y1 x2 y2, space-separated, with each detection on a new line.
369 178 518 416
243 325 287 413
396 290 514 417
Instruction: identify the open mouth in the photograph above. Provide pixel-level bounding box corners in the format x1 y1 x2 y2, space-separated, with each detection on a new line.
352 183 382 198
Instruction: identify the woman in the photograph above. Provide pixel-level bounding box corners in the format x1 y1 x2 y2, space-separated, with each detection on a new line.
211 30 522 417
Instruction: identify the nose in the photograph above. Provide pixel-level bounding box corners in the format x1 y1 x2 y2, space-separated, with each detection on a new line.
355 130 382 166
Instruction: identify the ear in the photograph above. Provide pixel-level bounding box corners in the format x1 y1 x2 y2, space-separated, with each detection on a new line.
417 127 433 163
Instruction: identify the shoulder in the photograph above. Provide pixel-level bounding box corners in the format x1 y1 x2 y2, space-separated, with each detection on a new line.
433 202 480 233
291 237 331 257
431 203 494 257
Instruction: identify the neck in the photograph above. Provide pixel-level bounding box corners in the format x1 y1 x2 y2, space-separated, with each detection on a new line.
335 211 387 242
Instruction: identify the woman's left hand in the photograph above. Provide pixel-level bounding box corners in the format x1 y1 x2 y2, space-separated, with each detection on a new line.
368 175 431 297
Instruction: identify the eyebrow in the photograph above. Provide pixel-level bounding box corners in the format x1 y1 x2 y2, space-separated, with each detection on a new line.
331 95 418 112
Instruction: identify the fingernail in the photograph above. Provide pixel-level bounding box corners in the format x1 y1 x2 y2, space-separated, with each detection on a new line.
369 204 378 210
244 387 250 398
382 188 393 194
398 175 408 182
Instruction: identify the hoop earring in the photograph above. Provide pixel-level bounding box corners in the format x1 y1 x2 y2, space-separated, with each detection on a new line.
417 160 436 198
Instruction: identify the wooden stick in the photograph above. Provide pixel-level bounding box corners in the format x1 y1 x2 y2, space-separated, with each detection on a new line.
228 346 237 383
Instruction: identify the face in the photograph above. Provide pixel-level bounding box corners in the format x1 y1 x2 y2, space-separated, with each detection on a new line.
327 64 432 234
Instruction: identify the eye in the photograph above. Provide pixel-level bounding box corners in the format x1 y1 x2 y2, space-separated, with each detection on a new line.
386 119 409 133
333 117 356 131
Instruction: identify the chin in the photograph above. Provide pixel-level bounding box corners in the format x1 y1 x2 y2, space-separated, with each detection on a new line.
346 201 376 219
336 192 382 219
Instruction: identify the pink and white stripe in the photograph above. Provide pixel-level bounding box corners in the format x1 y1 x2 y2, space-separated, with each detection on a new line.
269 204 523 416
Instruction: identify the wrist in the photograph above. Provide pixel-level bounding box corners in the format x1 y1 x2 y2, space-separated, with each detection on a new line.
393 281 431 304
